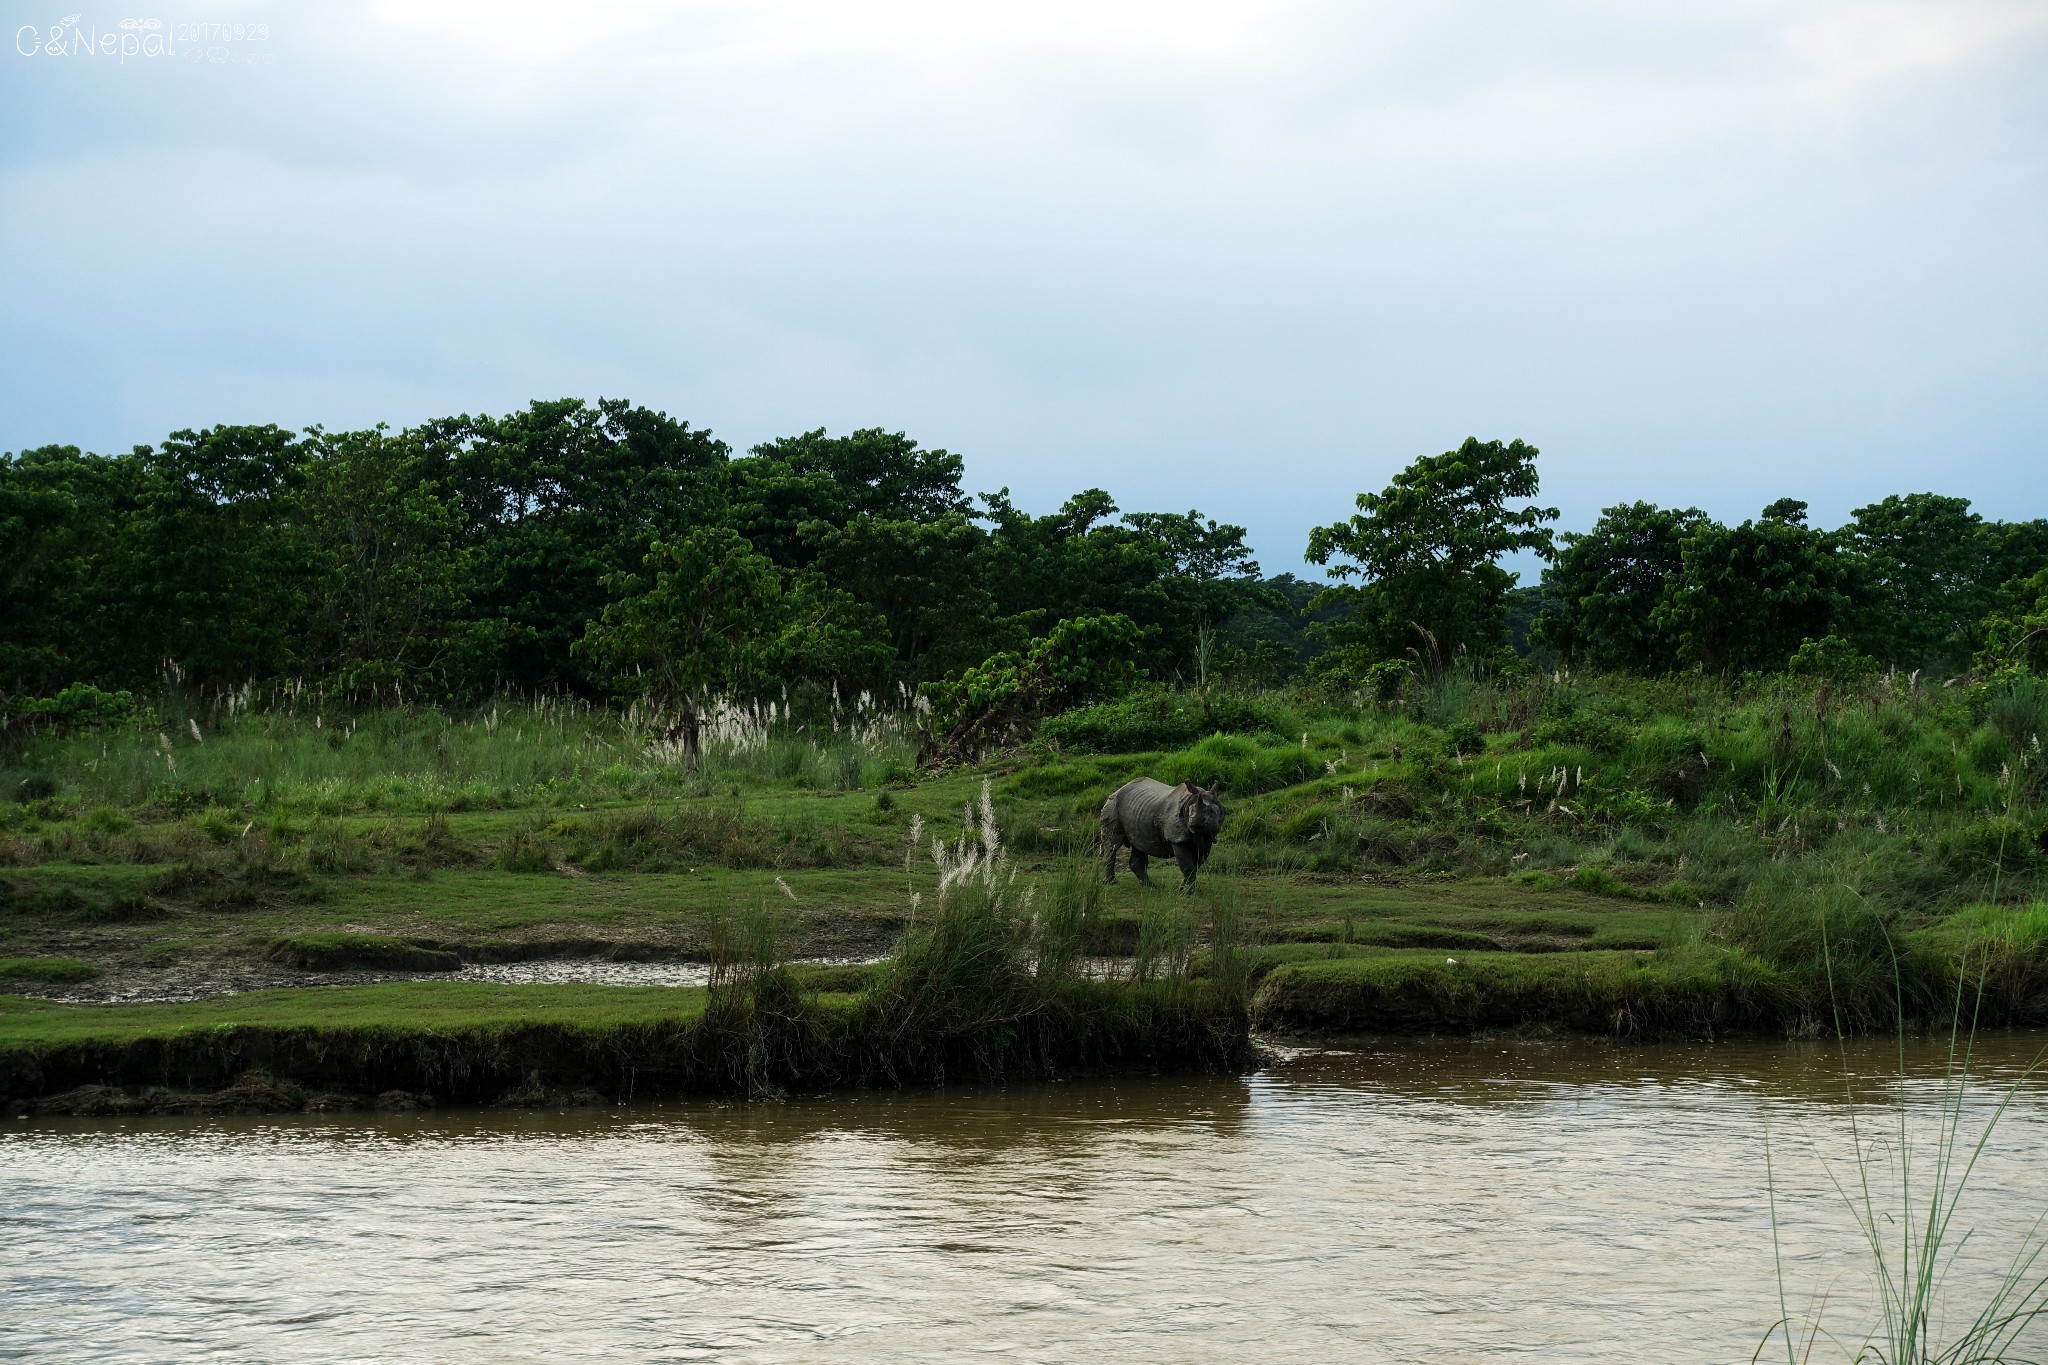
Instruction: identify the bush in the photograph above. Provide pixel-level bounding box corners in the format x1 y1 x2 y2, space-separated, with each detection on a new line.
0 956 101 984
494 824 556 873
1786 635 1880 682
1444 720 1485 756
14 775 59 803
1532 712 1633 754
1567 865 1636 899
1039 687 1278 754
12 683 140 733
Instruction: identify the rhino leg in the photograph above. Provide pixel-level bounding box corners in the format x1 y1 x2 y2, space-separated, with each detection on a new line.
1128 850 1154 887
1174 843 1200 890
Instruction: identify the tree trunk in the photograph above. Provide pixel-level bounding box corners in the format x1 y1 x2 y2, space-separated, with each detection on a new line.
681 707 702 772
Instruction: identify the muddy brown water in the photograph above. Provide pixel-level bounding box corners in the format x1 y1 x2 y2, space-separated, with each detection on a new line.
6 1034 2048 1362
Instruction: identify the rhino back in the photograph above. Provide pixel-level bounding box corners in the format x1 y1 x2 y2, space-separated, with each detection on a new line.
1105 777 1178 855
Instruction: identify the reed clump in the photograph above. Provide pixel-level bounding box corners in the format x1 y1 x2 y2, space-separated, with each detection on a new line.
1761 970 2048 1363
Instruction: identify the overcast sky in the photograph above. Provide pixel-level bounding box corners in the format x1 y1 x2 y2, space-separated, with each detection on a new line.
4 1 2045 572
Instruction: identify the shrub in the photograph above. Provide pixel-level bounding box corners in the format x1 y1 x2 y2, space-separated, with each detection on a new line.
1039 687 1278 754
1567 866 1636 899
81 806 132 834
1532 712 1633 754
14 683 139 733
494 824 556 873
1786 634 1880 681
1444 720 1485 756
0 956 101 983
14 775 58 803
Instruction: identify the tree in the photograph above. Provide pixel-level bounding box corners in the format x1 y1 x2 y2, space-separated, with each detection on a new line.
295 426 475 699
575 529 791 769
574 528 890 768
806 512 999 678
427 398 730 695
0 446 128 701
974 489 1218 680
1655 499 1846 673
731 427 971 568
108 424 314 689
1118 509 1273 683
1974 568 2048 678
1304 438 1556 671
1532 502 1709 672
1838 493 1989 670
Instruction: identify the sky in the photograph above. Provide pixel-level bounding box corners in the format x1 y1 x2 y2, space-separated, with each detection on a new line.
3 0 2045 576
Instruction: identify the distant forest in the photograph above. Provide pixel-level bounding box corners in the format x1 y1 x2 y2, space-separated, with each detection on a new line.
5 402 2047 719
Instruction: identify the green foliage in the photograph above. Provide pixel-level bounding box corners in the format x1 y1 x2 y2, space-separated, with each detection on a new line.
1838 492 1993 670
7 683 139 734
1656 500 1849 673
1306 437 1557 671
1532 501 1706 671
1785 634 1881 682
575 527 890 766
259 932 461 972
1038 686 1279 753
2 403 1275 711
1443 720 1485 756
1973 567 2048 679
918 614 1141 764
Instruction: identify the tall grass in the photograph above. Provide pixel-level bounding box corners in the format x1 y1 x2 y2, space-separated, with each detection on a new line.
856 782 1250 1084
3 693 919 815
1019 670 2048 1015
637 787 1252 1097
1762 969 2048 1362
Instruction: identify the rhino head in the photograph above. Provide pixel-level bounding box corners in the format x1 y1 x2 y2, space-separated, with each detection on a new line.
1163 780 1225 849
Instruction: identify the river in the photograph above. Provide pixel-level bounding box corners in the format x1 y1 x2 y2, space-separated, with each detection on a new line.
5 1033 2047 1362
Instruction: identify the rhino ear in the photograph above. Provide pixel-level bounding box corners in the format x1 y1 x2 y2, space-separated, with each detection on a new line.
1205 780 1220 796
1163 794 1192 843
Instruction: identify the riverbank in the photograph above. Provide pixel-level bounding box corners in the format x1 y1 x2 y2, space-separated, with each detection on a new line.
9 932 2044 1117
0 966 1250 1115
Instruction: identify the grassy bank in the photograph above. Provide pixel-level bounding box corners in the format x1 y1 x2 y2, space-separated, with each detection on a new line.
0 798 1251 1111
0 974 1244 1113
2 671 2045 1058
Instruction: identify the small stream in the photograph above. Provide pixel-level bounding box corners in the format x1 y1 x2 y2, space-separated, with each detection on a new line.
6 1033 2048 1361
17 957 874 1005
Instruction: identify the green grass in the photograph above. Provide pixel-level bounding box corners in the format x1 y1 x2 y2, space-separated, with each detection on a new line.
257 932 461 972
1251 947 1792 1036
3 671 2044 1044
0 981 711 1047
0 957 100 984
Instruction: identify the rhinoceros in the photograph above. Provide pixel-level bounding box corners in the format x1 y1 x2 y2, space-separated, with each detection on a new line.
1099 777 1225 890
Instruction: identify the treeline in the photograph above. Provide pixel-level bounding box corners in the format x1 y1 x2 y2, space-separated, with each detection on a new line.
8 415 2048 737
1303 439 2048 684
2 400 1297 718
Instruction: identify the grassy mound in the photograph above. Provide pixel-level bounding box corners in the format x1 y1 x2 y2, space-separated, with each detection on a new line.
259 932 462 972
1251 949 1790 1037
0 957 101 985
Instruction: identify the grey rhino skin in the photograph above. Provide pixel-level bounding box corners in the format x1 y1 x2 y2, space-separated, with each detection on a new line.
1100 777 1225 890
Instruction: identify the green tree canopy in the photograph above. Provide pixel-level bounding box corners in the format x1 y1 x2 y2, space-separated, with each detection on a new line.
1654 500 1847 673
1532 501 1709 672
574 527 890 766
1305 437 1556 671
1838 493 1990 670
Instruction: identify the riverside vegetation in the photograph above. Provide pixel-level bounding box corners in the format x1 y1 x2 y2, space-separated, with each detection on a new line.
6 417 2048 1109
2 662 2046 1110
